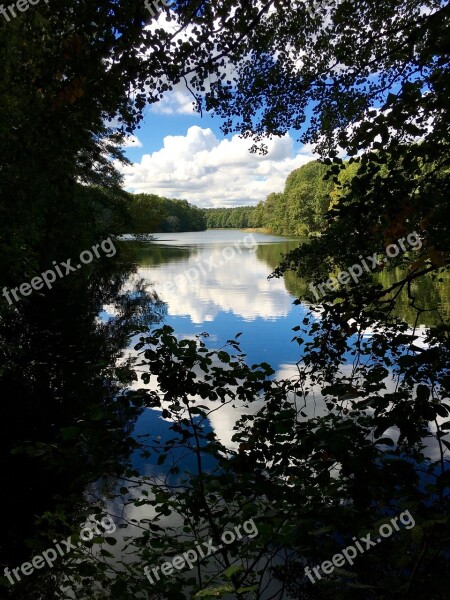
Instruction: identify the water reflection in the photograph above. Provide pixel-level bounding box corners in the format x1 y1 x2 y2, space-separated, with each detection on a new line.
124 231 450 460
0 247 165 598
376 267 450 326
2 230 449 598
132 232 301 324
124 230 450 383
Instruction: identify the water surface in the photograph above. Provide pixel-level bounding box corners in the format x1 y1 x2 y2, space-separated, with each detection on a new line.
125 230 309 372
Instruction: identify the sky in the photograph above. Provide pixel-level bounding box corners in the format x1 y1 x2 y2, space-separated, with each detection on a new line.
119 87 318 209
115 0 439 211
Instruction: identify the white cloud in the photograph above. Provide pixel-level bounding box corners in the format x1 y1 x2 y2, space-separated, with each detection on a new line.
150 88 198 115
118 126 317 207
121 134 143 148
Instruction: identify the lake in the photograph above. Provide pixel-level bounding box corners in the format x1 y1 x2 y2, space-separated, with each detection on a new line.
3 229 450 598
123 230 307 370
114 229 450 471
116 230 310 467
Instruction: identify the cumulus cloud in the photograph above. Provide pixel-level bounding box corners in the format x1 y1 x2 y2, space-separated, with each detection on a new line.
118 126 316 207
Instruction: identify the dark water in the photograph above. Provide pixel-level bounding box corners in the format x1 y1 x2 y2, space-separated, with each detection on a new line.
1 229 449 598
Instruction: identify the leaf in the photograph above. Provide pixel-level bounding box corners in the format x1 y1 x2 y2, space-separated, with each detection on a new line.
157 454 167 465
416 384 430 402
310 526 334 535
237 585 259 593
194 584 233 598
218 351 230 363
104 537 117 546
224 564 243 579
111 580 128 595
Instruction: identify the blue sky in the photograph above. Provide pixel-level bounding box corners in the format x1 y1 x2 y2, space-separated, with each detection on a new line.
115 0 438 210
118 88 317 209
123 107 221 162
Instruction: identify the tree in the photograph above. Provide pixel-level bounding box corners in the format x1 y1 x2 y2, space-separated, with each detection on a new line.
284 161 334 233
2 0 450 598
180 2 450 597
203 207 255 229
126 195 206 233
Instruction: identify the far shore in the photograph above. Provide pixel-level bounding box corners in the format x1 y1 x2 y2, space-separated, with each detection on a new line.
207 227 311 238
207 227 273 234
240 227 273 234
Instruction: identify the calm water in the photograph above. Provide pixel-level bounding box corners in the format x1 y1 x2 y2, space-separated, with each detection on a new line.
122 230 308 373
120 229 450 378
3 230 449 597
117 229 450 461
116 230 309 464
109 230 450 557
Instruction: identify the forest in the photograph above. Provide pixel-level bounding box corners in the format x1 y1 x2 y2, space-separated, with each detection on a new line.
125 193 206 233
203 160 342 234
1 1 449 599
64 186 207 237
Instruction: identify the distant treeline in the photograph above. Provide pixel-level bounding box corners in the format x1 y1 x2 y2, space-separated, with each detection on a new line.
203 160 359 235
91 160 358 236
126 193 206 233
77 188 207 235
203 206 256 230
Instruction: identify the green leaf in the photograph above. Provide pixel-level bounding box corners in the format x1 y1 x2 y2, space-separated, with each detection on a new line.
195 584 233 598
157 454 167 465
224 564 243 579
217 351 231 363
